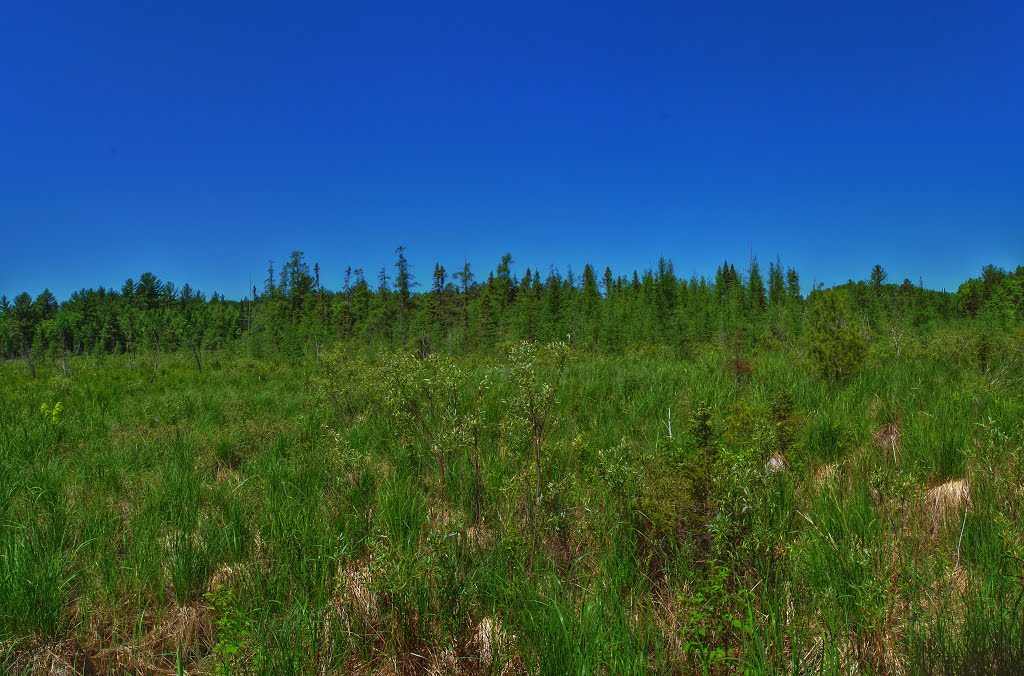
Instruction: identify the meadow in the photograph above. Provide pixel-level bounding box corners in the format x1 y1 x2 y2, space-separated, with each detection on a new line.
1 325 1022 674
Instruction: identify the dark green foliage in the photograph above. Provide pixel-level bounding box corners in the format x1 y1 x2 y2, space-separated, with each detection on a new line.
806 410 855 463
768 389 801 458
7 254 1014 369
636 456 702 564
689 400 716 456
206 585 264 674
807 289 869 381
976 333 991 373
870 264 888 293
747 256 767 313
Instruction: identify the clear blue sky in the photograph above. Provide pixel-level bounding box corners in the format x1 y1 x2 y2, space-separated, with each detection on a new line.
2 0 1022 300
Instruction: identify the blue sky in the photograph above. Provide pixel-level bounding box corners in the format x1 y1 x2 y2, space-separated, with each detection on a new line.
2 0 1022 300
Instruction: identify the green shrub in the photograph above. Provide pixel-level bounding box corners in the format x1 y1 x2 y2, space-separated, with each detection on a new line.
807 291 868 382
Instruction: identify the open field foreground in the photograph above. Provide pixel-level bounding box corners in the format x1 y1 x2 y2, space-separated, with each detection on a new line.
1 333 1022 674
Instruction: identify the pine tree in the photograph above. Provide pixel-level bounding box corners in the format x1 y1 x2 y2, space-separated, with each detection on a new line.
265 260 276 295
768 258 786 306
807 290 868 381
786 268 801 300
350 269 371 340
581 263 601 348
365 267 394 345
655 257 678 340
747 256 767 312
476 273 498 349
393 246 413 346
495 253 515 309
540 268 564 342
0 296 10 358
12 292 35 349
430 263 449 345
281 251 314 324
453 261 474 348
869 264 888 294
511 268 540 342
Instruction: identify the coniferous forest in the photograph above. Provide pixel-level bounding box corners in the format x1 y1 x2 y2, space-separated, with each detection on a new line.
2 252 1023 674
4 250 1023 365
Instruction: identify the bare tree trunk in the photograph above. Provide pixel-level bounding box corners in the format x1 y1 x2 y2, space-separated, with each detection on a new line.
20 338 36 378
191 342 202 372
891 326 904 357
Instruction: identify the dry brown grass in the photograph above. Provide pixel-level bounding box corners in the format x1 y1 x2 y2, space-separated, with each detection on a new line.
466 616 523 675
148 603 214 666
726 357 754 382
426 645 459 675
3 639 97 675
328 558 381 645
468 617 505 665
914 563 976 655
799 624 907 676
648 589 687 665
320 558 386 674
207 562 245 593
868 396 885 418
213 465 241 484
872 422 901 459
463 523 494 551
814 462 840 490
64 599 215 675
928 564 969 610
765 452 788 473
924 479 971 535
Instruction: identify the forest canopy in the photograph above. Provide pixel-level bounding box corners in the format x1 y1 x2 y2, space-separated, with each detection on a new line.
1 251 1021 367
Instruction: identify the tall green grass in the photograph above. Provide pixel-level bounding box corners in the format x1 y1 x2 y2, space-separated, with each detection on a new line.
0 332 1021 673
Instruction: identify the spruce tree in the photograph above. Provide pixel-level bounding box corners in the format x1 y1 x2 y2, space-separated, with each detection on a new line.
453 261 474 348
747 256 767 312
786 268 801 300
430 263 448 345
602 267 614 298
768 258 786 306
394 246 413 346
581 263 601 347
807 290 868 381
869 264 888 294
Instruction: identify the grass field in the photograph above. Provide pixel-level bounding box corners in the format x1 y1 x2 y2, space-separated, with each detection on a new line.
1 332 1023 674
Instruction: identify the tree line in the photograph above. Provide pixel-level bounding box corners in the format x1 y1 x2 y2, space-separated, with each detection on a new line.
2 249 1021 372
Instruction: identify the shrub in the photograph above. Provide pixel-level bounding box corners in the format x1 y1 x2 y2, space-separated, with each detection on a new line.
806 291 868 382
